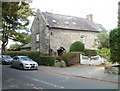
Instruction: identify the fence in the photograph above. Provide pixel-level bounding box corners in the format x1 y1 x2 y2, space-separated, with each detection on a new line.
80 54 107 65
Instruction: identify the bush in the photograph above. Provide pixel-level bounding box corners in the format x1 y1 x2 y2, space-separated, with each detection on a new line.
62 52 80 66
84 49 97 57
54 60 60 67
96 48 110 61
39 56 54 66
3 51 41 62
69 41 85 52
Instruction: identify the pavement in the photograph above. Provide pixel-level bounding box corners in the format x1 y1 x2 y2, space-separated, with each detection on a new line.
38 65 119 84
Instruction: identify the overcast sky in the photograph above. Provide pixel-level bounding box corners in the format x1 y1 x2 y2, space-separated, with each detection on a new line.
30 0 119 30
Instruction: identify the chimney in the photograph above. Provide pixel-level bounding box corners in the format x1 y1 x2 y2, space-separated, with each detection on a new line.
86 14 93 22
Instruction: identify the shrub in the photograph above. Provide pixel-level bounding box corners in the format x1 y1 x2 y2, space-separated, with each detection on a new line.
69 41 85 52
62 52 80 66
3 51 41 62
96 48 110 61
84 49 97 57
54 60 60 67
39 56 54 66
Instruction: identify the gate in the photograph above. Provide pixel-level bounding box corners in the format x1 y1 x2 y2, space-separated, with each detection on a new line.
80 54 104 65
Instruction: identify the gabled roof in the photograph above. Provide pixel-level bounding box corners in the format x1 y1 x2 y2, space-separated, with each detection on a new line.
42 12 105 32
21 43 31 49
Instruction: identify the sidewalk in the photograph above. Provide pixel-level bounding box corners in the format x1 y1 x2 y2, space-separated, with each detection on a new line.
38 65 119 84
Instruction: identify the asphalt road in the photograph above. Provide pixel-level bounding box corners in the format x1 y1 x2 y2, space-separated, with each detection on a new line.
1 65 118 90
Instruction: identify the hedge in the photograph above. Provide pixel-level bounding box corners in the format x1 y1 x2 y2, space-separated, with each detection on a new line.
3 51 54 66
69 41 85 52
84 49 97 57
39 56 54 66
3 51 42 62
62 52 80 66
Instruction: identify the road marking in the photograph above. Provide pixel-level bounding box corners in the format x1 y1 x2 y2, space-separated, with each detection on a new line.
59 76 69 83
26 76 64 89
6 78 14 82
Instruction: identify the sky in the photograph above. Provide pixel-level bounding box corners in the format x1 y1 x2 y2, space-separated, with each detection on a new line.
30 0 119 30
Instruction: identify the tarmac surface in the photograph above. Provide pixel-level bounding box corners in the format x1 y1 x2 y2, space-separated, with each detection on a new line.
38 65 119 84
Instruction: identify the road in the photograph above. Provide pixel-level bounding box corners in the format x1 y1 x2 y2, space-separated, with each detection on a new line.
1 65 118 90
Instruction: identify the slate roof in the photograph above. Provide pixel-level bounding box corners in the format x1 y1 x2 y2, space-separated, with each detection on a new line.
42 12 105 32
21 43 31 49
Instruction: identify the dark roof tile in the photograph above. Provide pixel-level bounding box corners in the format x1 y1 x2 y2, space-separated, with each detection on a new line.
42 12 104 32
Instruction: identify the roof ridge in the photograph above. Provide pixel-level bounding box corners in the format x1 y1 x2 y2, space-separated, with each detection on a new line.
42 12 86 20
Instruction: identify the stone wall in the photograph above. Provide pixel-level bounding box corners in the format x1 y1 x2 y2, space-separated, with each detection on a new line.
50 28 99 52
31 10 50 54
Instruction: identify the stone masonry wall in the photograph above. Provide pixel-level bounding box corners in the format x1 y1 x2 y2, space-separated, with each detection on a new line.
31 10 50 54
50 28 99 52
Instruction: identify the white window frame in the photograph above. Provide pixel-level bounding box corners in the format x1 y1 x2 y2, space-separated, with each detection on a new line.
80 35 85 43
36 33 39 42
36 47 40 51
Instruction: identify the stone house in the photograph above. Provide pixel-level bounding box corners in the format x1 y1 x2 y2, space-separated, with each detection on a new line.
20 43 31 51
31 9 106 55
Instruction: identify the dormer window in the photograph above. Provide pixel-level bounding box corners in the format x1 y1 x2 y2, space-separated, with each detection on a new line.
72 22 77 25
52 20 57 24
65 21 69 25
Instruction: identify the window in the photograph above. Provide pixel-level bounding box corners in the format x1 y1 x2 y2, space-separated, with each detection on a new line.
36 48 40 51
36 33 39 42
13 57 19 61
94 39 98 45
51 32 53 35
52 20 57 24
80 35 85 43
72 22 77 25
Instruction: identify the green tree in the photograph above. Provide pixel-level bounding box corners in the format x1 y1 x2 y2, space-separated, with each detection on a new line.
109 1 120 64
2 2 35 52
118 1 120 64
9 43 21 51
69 41 85 52
97 33 109 49
109 28 119 63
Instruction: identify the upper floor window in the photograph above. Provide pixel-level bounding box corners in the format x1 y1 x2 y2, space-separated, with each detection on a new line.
36 33 39 42
80 35 85 43
94 38 99 45
36 47 40 51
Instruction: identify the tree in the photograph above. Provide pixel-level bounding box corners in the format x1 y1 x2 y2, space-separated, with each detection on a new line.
97 33 109 49
9 43 21 51
109 1 120 64
2 2 35 52
109 28 119 63
118 1 120 64
69 41 85 52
